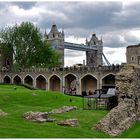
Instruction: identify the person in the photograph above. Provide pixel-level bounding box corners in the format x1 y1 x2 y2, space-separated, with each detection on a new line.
88 90 92 95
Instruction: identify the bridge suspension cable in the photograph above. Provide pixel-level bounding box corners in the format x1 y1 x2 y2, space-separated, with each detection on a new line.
102 53 111 66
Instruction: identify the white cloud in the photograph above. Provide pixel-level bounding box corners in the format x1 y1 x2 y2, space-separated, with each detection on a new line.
9 5 45 17
103 47 126 64
129 29 140 39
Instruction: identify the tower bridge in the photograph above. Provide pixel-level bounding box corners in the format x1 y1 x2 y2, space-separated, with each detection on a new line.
45 24 108 67
1 65 121 95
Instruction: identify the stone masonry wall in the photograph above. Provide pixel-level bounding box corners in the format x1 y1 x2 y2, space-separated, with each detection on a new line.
94 64 140 136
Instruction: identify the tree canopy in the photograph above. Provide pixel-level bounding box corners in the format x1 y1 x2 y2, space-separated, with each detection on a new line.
0 22 61 70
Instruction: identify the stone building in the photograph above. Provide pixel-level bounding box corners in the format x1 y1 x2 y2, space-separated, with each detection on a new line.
0 43 13 71
126 44 140 65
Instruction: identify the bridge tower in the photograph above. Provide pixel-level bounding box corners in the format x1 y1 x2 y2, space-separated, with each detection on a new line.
45 24 65 67
86 34 103 66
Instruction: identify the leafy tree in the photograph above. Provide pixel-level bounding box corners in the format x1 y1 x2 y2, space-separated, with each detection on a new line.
0 22 60 70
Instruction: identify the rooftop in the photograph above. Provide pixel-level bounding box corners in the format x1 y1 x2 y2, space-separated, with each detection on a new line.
127 43 140 48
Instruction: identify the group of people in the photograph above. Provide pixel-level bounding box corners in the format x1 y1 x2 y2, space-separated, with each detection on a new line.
64 87 76 95
63 86 95 96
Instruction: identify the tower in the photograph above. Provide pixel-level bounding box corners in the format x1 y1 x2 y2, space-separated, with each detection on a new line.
126 44 140 65
0 43 13 71
45 24 65 67
86 33 103 66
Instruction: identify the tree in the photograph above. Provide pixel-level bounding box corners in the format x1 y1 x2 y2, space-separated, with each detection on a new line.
0 22 60 70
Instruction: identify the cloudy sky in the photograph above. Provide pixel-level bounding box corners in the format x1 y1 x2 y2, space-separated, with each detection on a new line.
0 1 140 66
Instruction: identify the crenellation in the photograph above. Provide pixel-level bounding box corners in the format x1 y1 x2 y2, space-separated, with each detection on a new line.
1 65 121 73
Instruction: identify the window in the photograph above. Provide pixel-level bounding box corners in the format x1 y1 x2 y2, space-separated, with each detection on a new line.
131 56 134 62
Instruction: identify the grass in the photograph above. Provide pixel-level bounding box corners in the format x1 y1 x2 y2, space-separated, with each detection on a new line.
0 84 139 138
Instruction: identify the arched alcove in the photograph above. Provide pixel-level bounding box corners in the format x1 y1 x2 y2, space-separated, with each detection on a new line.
102 74 115 90
49 75 61 92
24 75 33 86
64 74 76 94
3 76 11 83
81 74 97 94
36 75 46 90
13 75 22 85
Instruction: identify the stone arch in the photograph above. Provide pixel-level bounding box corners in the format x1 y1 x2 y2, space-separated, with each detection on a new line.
24 75 33 86
64 73 77 94
36 75 46 90
102 73 115 90
81 74 97 94
49 74 61 92
13 75 22 85
3 75 11 83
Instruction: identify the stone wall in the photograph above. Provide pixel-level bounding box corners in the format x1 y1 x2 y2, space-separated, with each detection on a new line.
1 65 121 93
94 64 140 136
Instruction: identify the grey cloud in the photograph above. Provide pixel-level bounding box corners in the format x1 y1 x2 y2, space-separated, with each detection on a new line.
37 2 122 30
123 33 140 46
112 2 140 29
10 2 36 9
103 34 126 48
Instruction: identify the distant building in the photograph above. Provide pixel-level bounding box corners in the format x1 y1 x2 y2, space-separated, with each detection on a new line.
126 44 140 65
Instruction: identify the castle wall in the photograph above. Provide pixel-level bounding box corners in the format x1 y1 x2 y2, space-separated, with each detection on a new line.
95 64 140 136
0 65 121 95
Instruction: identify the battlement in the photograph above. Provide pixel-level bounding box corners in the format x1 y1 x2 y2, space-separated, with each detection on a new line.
1 64 122 74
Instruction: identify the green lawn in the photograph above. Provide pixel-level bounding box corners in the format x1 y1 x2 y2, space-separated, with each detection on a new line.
0 84 139 138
